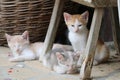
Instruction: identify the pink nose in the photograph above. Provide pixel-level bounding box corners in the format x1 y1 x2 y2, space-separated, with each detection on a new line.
74 28 79 32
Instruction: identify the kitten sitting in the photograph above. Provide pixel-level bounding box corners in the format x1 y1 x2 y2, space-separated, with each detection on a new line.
5 31 73 62
43 49 80 74
63 11 109 66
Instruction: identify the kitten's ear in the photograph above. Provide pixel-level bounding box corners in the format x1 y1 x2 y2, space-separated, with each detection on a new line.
5 33 12 42
63 12 72 23
22 31 29 40
56 52 64 61
81 11 89 23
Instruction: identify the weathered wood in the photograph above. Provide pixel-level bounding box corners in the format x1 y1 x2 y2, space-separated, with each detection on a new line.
72 0 117 8
118 0 120 25
39 0 65 61
109 7 120 54
79 8 104 80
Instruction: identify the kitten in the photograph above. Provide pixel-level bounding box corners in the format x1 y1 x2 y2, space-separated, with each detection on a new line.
43 49 79 74
5 31 73 62
63 11 109 66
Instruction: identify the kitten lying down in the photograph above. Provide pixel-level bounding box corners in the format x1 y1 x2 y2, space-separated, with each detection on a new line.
5 31 80 74
5 31 73 62
43 49 80 74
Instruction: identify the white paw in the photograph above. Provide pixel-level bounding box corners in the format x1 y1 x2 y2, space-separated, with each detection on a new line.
9 57 20 62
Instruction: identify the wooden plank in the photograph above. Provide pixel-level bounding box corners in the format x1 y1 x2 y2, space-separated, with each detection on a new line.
71 0 117 8
39 0 65 61
118 0 120 25
79 8 104 80
71 0 94 7
109 7 120 54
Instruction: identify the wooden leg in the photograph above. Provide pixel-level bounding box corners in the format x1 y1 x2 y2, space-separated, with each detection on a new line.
79 8 104 80
39 0 65 61
118 0 120 25
109 7 120 55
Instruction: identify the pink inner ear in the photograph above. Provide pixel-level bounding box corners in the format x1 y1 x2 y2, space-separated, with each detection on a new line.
22 31 28 40
5 33 11 41
81 11 89 20
63 12 71 22
56 52 64 60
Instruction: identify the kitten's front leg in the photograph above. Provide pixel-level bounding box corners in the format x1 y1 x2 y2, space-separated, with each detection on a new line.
77 50 86 68
9 55 36 62
53 65 66 74
77 55 84 68
9 56 25 62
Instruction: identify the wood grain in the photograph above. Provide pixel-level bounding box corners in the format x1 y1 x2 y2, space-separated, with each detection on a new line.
72 0 117 7
79 8 104 80
39 0 65 61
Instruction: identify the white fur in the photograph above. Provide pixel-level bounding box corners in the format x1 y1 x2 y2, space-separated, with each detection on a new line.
42 50 79 74
68 19 88 51
9 43 73 62
5 31 73 62
53 65 68 74
9 46 36 62
64 12 109 66
69 31 87 51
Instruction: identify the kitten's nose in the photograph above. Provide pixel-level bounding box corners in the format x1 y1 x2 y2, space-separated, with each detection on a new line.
75 27 79 32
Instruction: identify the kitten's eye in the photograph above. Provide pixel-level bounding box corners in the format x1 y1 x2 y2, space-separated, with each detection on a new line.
78 24 82 27
71 25 74 27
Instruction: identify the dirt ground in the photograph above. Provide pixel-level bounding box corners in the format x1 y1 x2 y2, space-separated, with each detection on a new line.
0 42 120 80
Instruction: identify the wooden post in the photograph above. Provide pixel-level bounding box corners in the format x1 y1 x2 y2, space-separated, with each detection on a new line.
118 0 120 25
39 0 65 61
109 7 120 54
80 8 104 80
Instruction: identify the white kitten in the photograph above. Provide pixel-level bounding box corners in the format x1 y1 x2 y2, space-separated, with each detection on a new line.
63 11 109 66
43 49 79 74
5 31 73 62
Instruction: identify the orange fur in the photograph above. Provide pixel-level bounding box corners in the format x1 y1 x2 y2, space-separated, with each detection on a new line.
5 31 73 62
66 15 87 26
63 11 110 65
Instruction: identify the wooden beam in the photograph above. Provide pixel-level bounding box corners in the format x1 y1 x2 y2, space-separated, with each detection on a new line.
109 7 120 54
71 0 117 8
118 0 120 25
39 0 65 61
71 0 94 7
79 8 104 80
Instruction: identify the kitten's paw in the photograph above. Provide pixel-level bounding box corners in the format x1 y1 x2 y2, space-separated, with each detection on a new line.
9 57 21 62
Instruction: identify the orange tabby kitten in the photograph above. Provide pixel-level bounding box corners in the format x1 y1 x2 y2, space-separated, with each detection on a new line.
5 31 73 62
63 11 109 66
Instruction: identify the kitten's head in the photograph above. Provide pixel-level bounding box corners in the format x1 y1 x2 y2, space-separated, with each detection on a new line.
63 11 89 33
56 51 79 74
5 31 30 54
